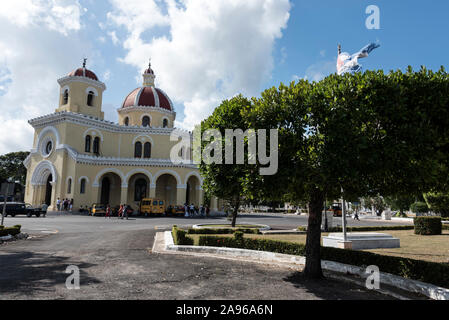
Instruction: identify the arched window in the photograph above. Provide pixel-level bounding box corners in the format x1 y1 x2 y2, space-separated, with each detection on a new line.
124 117 129 126
134 142 142 158
134 179 147 201
80 179 86 194
87 91 94 106
63 89 69 105
85 135 91 153
45 141 53 155
142 116 150 127
162 118 168 128
93 137 100 155
144 142 151 158
67 178 72 194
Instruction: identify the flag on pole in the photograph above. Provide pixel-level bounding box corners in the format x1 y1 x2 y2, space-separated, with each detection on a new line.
337 43 380 75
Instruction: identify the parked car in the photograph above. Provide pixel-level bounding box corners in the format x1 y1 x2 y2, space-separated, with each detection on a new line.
90 203 107 216
0 202 44 217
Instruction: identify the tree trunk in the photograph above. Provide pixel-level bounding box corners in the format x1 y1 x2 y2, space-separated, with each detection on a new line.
303 188 324 279
231 197 240 228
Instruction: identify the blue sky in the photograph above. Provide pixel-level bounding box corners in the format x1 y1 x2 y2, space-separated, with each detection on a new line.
0 0 448 153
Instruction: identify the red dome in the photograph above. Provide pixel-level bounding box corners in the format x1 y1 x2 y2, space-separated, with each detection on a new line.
122 86 173 111
68 68 99 81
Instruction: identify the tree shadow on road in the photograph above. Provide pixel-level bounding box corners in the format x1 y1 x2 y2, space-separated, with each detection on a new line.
283 271 394 300
0 251 100 297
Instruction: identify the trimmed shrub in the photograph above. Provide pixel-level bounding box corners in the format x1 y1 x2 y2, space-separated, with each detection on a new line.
414 217 442 235
0 225 21 237
410 202 429 215
234 231 244 242
172 226 193 245
197 235 449 288
327 225 414 232
187 228 259 235
297 226 307 232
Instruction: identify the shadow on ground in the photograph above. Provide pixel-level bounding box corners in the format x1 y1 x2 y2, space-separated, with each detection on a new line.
0 251 100 296
283 272 395 300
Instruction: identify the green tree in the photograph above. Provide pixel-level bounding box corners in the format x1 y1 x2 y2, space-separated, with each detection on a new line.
0 152 30 185
385 195 415 217
199 95 254 227
247 67 449 278
424 192 449 217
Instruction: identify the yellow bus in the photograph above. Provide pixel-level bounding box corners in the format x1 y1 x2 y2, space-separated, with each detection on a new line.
139 198 165 217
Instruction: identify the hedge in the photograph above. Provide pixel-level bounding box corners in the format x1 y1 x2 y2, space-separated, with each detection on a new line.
414 217 442 235
197 235 449 289
326 225 414 232
187 228 260 235
172 226 193 245
0 225 21 237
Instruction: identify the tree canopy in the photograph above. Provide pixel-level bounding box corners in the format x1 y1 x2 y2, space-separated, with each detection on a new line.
200 67 449 278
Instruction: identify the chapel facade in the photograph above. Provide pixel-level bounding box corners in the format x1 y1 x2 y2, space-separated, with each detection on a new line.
23 61 220 212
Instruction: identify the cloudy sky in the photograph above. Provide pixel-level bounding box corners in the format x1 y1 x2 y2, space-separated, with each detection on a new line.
0 0 448 154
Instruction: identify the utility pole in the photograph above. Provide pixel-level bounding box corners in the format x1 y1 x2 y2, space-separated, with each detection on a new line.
341 187 347 241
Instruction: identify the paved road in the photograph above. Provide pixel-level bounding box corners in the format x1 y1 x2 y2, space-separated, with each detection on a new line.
0 214 405 300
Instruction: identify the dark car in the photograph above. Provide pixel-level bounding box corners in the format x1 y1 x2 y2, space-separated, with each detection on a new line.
0 202 43 217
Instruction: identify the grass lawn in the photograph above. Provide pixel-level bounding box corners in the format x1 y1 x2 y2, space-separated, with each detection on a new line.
187 230 449 264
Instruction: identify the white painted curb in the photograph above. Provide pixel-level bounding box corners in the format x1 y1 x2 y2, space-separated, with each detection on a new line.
0 235 12 241
164 231 449 300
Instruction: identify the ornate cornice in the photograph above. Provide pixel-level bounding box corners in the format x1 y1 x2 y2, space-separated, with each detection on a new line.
117 105 176 117
28 111 189 136
32 144 198 169
57 76 106 91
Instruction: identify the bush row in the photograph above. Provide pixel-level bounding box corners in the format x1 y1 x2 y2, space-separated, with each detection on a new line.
172 226 193 245
326 225 414 232
414 217 442 235
187 228 260 235
0 225 21 237
197 233 449 289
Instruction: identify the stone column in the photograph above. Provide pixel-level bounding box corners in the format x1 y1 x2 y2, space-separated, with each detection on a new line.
149 183 156 198
48 181 57 211
176 185 187 205
198 187 204 206
211 196 218 211
120 185 128 205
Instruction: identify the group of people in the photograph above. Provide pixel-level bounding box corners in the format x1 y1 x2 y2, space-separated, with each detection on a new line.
56 198 73 212
184 203 209 218
104 204 131 220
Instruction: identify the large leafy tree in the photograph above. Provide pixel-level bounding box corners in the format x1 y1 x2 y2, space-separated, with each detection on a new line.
199 95 255 227
424 192 449 217
247 67 449 278
0 152 30 185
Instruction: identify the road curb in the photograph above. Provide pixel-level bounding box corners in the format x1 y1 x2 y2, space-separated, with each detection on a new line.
162 231 449 300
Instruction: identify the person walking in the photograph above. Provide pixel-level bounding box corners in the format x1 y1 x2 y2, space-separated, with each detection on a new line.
56 198 61 211
124 204 129 220
184 203 189 218
118 204 123 219
190 203 195 217
200 205 205 218
105 204 111 219
69 199 73 212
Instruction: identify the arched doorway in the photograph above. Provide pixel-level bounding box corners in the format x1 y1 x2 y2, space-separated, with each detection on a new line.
155 174 177 205
186 175 200 206
98 173 122 207
128 173 151 207
100 177 111 204
45 174 53 206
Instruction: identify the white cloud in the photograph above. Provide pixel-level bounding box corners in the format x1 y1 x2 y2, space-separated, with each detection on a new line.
0 0 85 154
304 60 336 82
0 0 82 36
107 0 291 129
103 70 112 81
108 31 119 46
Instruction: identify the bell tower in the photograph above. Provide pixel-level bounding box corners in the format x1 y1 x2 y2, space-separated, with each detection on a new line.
56 59 107 119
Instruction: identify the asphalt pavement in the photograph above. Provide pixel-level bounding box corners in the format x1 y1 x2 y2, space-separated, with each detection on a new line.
0 212 409 300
